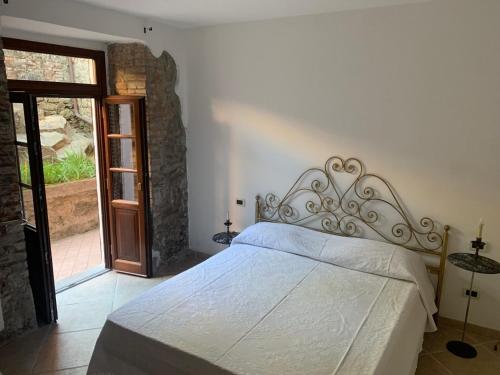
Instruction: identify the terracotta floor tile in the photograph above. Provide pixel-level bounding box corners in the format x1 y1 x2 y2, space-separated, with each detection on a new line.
439 319 500 345
433 344 500 375
51 229 103 283
423 324 479 354
416 354 452 375
0 326 52 375
32 329 100 373
482 341 500 358
464 328 500 345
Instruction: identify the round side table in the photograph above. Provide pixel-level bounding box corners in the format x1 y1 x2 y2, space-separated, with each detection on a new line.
212 231 239 245
446 252 500 358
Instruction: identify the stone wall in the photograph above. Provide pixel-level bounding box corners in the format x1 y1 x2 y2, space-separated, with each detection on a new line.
108 44 188 273
6 49 96 162
4 49 94 84
0 39 37 343
13 97 95 163
22 179 99 240
36 97 93 134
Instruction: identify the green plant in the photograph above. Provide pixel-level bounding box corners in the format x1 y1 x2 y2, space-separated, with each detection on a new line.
18 152 96 185
43 152 96 184
20 160 31 185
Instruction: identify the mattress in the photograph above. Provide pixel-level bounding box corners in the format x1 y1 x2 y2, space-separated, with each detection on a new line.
88 223 435 375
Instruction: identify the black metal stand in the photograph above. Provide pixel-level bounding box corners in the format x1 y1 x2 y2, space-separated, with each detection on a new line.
446 237 485 359
446 340 477 358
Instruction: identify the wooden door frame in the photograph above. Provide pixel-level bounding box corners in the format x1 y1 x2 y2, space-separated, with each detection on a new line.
3 37 112 270
102 96 151 277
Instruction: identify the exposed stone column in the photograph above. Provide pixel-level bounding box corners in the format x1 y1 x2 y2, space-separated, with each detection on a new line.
107 44 188 274
0 38 37 343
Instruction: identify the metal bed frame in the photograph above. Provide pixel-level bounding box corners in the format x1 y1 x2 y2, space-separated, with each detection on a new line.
255 156 450 311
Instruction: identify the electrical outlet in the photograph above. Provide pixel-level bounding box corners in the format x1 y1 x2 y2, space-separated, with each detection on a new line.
464 289 479 299
236 199 245 207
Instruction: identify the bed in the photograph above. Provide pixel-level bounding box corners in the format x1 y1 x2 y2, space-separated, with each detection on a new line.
88 156 450 375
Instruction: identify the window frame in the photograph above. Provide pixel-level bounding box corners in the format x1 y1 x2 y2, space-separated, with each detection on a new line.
3 37 106 97
11 101 34 225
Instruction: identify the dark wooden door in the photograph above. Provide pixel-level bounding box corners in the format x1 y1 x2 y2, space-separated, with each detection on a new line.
102 96 150 276
9 92 58 324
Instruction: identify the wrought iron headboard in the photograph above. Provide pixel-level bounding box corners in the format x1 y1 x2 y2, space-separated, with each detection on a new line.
255 156 450 311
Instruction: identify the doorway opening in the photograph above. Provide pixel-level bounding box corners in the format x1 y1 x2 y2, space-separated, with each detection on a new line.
4 37 109 323
40 97 105 289
4 37 152 325
12 97 106 290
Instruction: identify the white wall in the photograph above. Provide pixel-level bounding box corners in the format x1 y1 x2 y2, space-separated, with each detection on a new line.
0 27 108 51
1 0 189 125
186 0 500 330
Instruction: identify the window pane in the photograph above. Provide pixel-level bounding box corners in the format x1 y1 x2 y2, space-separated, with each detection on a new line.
111 172 137 202
4 49 96 84
36 97 96 163
17 145 31 185
11 103 27 143
21 187 36 227
109 138 136 170
107 104 134 135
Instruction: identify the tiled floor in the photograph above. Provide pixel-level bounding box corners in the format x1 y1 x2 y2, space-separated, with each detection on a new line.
1 256 499 374
51 229 102 282
417 320 500 375
0 255 204 375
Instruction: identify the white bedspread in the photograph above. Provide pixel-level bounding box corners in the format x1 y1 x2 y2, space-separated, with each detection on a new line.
88 223 436 375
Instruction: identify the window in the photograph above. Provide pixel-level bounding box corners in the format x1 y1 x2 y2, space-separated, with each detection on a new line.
3 38 106 226
4 49 96 84
2 38 105 97
10 102 36 226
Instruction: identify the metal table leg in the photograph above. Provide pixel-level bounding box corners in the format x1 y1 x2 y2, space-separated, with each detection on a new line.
446 271 478 358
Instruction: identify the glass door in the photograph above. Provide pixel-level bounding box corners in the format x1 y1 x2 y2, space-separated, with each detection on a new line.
33 97 106 290
10 92 57 324
103 96 150 276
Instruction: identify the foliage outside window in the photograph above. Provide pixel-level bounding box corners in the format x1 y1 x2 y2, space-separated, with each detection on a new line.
20 152 96 185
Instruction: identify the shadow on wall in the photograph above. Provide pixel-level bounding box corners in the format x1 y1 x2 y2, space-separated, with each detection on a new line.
209 97 500 212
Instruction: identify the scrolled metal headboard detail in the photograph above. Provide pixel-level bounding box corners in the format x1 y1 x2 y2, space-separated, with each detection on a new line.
255 156 450 311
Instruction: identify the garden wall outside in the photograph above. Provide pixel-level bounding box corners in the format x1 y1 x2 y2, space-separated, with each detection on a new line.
23 178 99 240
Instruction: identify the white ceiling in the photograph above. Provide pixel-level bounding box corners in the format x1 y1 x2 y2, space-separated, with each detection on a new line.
74 0 429 28
1 16 139 44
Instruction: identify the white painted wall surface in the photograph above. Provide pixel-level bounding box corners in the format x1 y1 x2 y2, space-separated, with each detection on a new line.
185 0 500 330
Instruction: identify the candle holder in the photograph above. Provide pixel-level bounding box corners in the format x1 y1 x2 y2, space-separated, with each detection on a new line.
212 214 240 245
224 218 233 236
471 237 486 255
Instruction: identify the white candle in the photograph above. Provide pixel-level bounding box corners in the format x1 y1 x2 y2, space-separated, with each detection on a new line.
477 218 484 238
226 211 230 221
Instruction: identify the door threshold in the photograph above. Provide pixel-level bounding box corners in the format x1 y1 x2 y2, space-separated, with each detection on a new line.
55 265 110 293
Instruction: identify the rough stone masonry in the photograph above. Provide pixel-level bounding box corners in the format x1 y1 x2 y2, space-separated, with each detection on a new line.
0 38 37 343
107 43 189 274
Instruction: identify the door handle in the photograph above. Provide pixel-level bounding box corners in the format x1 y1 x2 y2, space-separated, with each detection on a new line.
137 182 142 191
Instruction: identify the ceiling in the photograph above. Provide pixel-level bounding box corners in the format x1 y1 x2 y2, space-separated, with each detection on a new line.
1 16 139 44
74 0 429 28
